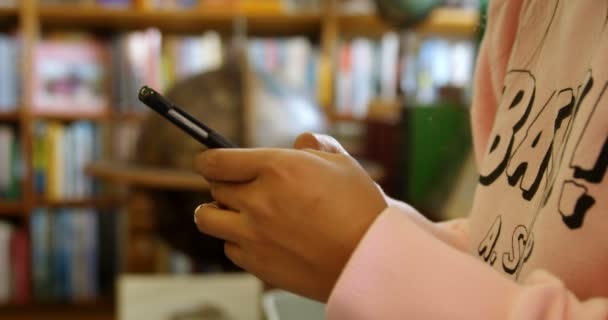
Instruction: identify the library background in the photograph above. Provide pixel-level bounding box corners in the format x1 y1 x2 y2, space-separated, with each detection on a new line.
0 0 483 319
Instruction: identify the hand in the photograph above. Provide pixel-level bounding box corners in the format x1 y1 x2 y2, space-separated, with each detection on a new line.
292 132 349 155
193 145 387 302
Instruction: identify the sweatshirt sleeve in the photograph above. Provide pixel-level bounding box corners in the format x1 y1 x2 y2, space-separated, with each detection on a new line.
326 208 608 320
385 197 471 252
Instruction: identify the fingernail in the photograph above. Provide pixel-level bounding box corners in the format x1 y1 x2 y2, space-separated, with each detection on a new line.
194 204 202 223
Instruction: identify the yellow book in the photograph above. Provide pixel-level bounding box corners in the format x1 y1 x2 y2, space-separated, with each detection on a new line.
46 122 64 201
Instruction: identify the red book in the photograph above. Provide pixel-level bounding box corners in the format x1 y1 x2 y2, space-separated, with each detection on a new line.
10 229 30 304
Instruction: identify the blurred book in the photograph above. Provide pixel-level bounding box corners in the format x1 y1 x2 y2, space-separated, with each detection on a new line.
112 29 162 113
0 222 12 303
33 121 99 200
334 33 399 119
0 33 19 111
0 222 30 304
31 208 102 302
33 37 109 115
162 31 223 87
414 37 474 105
0 125 22 201
248 37 319 101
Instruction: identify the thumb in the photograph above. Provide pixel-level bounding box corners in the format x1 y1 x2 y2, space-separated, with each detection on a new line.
293 132 349 155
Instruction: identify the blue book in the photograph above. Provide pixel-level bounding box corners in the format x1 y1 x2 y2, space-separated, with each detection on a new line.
52 209 73 300
31 208 52 300
84 210 99 299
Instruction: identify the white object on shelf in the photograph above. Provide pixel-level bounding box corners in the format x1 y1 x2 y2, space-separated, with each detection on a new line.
118 273 262 320
263 289 326 320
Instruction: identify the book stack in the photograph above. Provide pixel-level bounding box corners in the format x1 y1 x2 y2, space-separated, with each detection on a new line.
334 32 476 117
162 31 224 89
412 36 475 105
0 34 19 112
112 29 162 113
0 125 22 201
248 37 319 100
33 121 99 200
31 208 99 301
113 30 225 113
334 32 400 118
0 222 30 304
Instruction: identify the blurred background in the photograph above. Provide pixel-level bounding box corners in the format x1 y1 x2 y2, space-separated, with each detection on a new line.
0 0 485 319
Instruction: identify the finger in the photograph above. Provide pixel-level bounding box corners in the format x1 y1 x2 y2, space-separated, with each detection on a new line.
194 148 282 182
293 132 349 155
194 203 246 243
208 181 253 211
224 241 246 267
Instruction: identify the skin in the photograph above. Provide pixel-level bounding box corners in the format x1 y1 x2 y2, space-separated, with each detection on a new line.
193 133 386 301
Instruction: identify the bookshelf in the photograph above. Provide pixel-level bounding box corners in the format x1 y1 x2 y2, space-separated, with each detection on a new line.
0 201 23 215
0 110 19 121
0 0 480 318
39 5 324 35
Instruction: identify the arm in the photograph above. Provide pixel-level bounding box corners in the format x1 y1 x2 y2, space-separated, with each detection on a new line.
327 207 608 319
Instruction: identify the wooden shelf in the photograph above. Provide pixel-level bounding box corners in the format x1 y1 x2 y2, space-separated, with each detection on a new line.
417 7 479 35
38 5 323 35
338 8 479 37
35 196 123 209
338 14 393 37
0 110 20 122
37 6 477 36
0 201 24 216
86 161 210 191
0 299 114 320
32 111 110 122
0 6 17 19
111 111 149 123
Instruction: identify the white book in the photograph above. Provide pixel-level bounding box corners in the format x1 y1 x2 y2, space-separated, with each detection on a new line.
62 125 75 199
72 122 94 198
350 38 374 119
335 43 353 115
0 36 8 110
0 127 12 193
0 222 13 302
283 37 311 94
71 210 86 300
84 210 98 299
379 32 400 102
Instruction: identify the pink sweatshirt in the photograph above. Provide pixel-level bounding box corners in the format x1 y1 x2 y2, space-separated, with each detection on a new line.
327 1 608 319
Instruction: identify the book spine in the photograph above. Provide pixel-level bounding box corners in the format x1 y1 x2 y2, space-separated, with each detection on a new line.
0 222 12 303
0 126 12 198
31 208 52 301
33 122 48 196
10 228 31 304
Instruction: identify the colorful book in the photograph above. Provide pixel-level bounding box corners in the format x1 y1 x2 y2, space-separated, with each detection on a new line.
33 38 109 115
